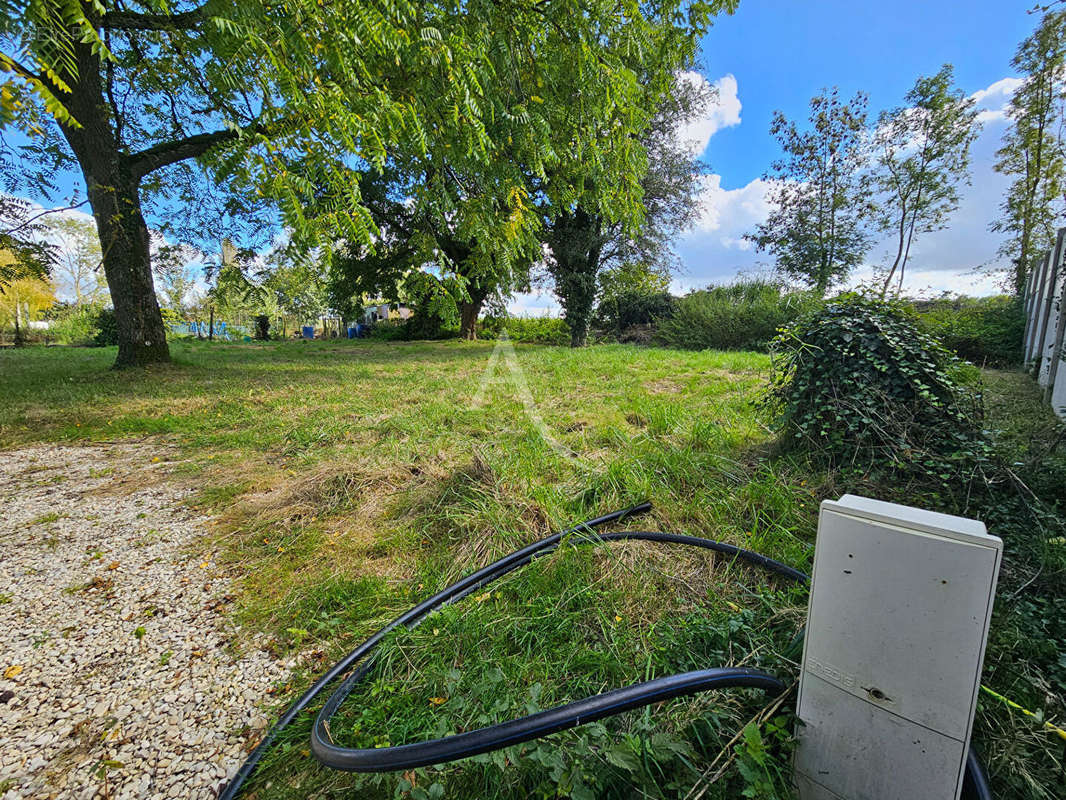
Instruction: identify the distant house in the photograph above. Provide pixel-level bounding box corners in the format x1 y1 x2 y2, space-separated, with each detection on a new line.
364 304 412 323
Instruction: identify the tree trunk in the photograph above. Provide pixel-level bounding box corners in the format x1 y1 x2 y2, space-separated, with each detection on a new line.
459 284 489 340
13 300 22 347
548 208 601 348
58 33 169 367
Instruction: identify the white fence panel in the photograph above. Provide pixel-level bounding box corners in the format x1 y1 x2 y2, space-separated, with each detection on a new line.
1024 228 1066 420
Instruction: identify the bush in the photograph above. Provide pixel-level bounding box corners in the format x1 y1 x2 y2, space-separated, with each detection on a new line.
480 316 570 345
767 293 990 484
254 314 271 340
593 291 677 337
45 303 102 345
91 307 119 347
366 320 408 341
913 295 1025 367
656 280 819 352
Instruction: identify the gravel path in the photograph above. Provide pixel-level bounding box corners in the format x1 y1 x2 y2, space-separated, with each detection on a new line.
0 444 289 800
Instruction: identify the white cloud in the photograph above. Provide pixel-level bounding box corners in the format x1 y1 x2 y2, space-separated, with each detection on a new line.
843 265 1004 297
721 236 753 251
693 173 774 234
970 77 1023 105
506 292 561 317
675 72 742 158
970 76 1023 124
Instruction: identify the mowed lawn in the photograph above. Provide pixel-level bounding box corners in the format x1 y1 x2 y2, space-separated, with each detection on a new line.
0 340 1060 799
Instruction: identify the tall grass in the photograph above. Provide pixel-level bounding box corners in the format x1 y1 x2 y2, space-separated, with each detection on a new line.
0 340 1061 799
656 280 820 352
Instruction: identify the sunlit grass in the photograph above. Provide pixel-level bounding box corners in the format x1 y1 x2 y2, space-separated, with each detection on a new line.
1 339 1061 799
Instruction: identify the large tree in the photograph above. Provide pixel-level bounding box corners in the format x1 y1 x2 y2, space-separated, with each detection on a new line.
2 1 714 366
749 89 872 294
992 9 1066 295
543 69 719 347
327 164 532 340
871 65 980 295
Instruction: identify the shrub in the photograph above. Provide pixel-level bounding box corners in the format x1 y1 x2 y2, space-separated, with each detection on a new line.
483 316 570 345
367 320 408 341
91 308 119 347
45 303 102 345
767 293 991 485
656 280 819 352
913 295 1025 367
254 314 271 340
593 290 676 337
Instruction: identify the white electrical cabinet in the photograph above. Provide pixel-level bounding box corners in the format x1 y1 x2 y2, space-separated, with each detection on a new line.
794 495 1002 800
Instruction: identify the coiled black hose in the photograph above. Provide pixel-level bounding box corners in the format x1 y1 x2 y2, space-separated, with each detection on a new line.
220 502 993 799
218 502 654 800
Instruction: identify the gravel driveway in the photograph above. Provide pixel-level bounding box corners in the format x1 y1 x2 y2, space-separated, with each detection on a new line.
0 444 288 800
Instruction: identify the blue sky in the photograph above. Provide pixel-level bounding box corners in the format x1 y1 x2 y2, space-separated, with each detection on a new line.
698 0 1034 186
515 0 1041 313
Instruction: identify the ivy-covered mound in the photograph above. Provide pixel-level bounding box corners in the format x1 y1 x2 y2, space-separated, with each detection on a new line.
767 293 990 485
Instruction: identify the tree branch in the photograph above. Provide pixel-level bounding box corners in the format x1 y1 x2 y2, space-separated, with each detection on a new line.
3 199 90 235
127 123 263 180
101 5 210 31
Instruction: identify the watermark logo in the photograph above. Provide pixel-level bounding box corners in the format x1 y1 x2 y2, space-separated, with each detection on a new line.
472 333 580 461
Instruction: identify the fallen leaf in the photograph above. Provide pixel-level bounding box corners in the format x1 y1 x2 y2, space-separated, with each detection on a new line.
429 697 447 706
4 665 23 679
107 561 120 570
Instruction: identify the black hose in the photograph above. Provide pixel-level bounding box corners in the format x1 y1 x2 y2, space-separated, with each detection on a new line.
308 526 807 773
221 502 994 798
963 746 993 800
218 502 653 800
313 668 787 772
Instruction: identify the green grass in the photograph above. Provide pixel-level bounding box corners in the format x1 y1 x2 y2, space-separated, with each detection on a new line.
0 339 1062 799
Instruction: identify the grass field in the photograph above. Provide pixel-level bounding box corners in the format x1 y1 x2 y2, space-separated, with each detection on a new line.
1 339 1063 799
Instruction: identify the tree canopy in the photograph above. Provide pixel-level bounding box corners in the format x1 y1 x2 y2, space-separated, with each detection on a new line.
992 9 1066 295
871 65 979 296
1 0 723 363
749 89 871 295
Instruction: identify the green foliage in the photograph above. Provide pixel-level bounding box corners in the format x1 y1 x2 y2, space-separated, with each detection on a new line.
750 90 872 293
594 291 677 338
543 68 720 348
767 293 991 485
254 315 271 341
366 320 408 342
481 316 570 345
0 195 55 290
44 302 103 345
992 10 1066 294
656 281 818 352
734 718 795 799
91 308 118 347
871 65 980 295
3 0 725 364
914 295 1025 367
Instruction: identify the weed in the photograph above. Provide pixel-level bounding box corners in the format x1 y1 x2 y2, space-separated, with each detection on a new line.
28 511 62 526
